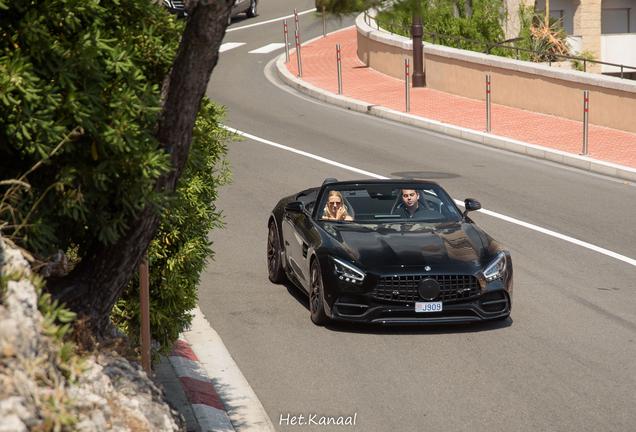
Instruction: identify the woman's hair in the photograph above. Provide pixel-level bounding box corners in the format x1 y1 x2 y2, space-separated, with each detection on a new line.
324 190 349 218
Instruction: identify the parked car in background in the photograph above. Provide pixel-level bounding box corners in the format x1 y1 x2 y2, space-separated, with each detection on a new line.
163 0 257 23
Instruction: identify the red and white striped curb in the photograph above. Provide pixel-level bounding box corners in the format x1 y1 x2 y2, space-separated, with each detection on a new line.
169 338 235 432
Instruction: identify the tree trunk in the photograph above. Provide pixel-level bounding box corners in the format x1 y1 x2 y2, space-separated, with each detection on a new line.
45 0 234 335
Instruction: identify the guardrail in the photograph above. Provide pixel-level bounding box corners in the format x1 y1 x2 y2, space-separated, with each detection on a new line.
363 11 636 79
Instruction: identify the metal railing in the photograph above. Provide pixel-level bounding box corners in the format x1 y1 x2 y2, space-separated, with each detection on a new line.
363 12 636 79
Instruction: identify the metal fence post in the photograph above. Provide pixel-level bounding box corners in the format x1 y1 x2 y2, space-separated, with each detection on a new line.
581 91 589 155
323 6 327 37
405 59 410 112
283 19 290 63
295 30 302 77
486 74 491 132
336 44 342 94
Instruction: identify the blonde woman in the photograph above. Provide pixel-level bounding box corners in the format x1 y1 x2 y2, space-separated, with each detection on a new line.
322 191 353 221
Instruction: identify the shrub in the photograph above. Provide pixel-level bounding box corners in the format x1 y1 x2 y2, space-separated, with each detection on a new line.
516 8 570 62
0 0 184 256
110 99 236 362
377 0 507 56
571 50 597 71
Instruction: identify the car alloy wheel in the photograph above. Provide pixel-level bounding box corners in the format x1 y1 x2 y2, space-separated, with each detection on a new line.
310 260 328 325
267 222 286 283
246 0 257 17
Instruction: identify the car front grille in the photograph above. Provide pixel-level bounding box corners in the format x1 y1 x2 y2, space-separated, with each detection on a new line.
373 275 480 303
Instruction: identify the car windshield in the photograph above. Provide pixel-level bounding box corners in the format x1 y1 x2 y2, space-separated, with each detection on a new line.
317 184 462 224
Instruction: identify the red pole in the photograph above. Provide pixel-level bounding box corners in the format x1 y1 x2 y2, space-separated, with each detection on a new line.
405 59 410 112
284 20 290 63
337 44 342 94
486 74 491 132
296 30 302 77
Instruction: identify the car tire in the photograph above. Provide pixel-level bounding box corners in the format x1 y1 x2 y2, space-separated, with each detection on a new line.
310 260 329 325
267 221 287 283
246 0 257 18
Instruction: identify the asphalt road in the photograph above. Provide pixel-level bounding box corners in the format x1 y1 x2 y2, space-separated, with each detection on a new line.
198 2 636 431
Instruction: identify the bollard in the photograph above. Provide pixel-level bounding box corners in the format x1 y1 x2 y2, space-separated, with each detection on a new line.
405 59 410 113
283 20 290 63
581 91 589 155
486 74 491 132
295 30 302 77
336 44 342 94
294 8 299 33
323 6 327 37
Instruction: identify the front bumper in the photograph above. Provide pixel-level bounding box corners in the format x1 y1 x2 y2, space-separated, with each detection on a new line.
330 289 511 324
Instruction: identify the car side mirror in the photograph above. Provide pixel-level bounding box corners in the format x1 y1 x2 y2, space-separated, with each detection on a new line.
463 198 481 218
285 201 304 213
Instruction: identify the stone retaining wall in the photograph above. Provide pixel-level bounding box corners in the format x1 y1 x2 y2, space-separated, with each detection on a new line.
0 235 183 432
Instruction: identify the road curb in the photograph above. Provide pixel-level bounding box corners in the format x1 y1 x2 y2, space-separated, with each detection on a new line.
180 307 277 432
168 339 235 432
275 47 636 183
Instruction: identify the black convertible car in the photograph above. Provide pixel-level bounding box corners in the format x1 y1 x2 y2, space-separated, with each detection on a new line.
267 179 513 325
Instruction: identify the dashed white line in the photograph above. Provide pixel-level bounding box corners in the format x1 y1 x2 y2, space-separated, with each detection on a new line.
219 42 246 53
224 125 636 268
248 43 286 54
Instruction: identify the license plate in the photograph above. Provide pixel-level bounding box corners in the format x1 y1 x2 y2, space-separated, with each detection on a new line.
415 302 442 312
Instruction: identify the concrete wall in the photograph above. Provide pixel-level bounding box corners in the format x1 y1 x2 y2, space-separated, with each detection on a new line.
357 13 416 80
355 13 636 133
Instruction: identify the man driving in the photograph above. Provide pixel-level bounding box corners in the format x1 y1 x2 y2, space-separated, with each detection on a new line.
395 189 426 219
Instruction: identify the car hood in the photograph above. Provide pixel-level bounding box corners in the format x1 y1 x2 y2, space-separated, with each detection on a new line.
329 222 487 272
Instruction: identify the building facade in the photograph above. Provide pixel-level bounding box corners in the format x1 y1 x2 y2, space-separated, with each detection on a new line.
532 0 636 75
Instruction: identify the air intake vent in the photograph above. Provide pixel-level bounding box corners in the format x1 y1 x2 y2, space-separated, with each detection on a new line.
334 295 369 316
479 291 507 312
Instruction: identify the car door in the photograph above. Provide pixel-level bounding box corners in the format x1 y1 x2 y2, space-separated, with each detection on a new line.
231 0 247 15
282 206 314 288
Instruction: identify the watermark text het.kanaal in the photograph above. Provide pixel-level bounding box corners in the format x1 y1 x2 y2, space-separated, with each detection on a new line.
280 413 357 426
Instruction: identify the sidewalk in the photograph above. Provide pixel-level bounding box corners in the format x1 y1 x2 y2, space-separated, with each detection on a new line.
279 26 636 182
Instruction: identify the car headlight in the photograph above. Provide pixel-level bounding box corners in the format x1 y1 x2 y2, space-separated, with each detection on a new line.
483 252 506 282
330 257 365 285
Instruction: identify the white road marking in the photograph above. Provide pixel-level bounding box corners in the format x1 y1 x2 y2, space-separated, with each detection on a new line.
224 126 636 268
226 8 315 32
219 42 246 52
227 127 386 180
248 43 286 54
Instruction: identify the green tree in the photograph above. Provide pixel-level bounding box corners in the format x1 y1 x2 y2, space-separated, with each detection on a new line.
1 0 181 254
322 0 509 56
0 0 237 335
375 0 506 54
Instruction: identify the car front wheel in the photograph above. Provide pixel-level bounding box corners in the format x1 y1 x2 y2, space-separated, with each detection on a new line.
246 0 257 17
310 260 329 325
267 222 286 283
